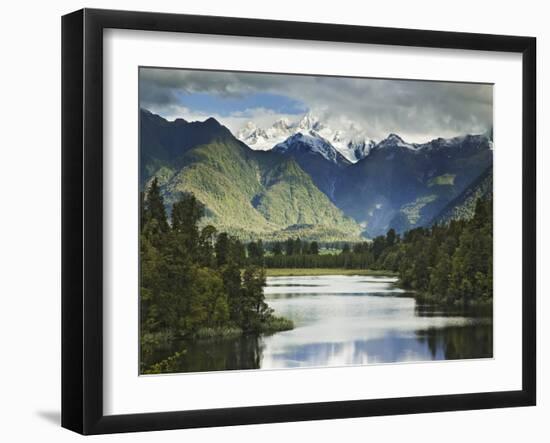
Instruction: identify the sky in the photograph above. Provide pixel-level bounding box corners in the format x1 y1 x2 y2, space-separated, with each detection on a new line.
139 67 493 143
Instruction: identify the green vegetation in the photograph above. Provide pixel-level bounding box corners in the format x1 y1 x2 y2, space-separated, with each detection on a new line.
335 134 492 237
433 166 493 225
261 197 493 311
138 111 494 372
265 268 397 277
140 178 294 374
400 194 438 224
428 173 456 187
259 316 295 332
157 137 362 242
400 197 493 311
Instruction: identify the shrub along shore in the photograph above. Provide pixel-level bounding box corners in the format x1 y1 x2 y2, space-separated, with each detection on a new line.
264 268 397 277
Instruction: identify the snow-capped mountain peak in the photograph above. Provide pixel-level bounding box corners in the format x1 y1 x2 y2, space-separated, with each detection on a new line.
236 113 375 162
272 118 291 131
376 133 417 150
386 133 404 142
273 131 349 165
297 113 323 131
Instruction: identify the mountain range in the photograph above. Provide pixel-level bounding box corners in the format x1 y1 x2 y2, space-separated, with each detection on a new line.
140 109 361 241
140 109 493 241
236 113 375 163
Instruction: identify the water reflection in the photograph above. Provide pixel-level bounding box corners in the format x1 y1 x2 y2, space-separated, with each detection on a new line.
415 325 493 360
146 335 264 373
153 275 492 373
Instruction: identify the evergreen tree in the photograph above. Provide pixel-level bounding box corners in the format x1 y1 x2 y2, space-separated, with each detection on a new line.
221 263 243 324
294 238 303 255
371 236 386 260
386 228 397 247
215 233 230 267
429 250 452 302
171 193 204 254
142 177 169 237
231 239 247 267
247 240 265 266
285 238 294 256
272 242 283 256
241 266 271 331
198 225 217 267
310 241 319 255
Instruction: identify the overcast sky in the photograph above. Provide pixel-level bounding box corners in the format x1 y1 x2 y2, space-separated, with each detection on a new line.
139 67 493 143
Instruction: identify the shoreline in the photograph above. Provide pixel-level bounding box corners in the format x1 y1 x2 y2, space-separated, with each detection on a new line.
264 268 398 277
264 268 492 316
193 316 295 339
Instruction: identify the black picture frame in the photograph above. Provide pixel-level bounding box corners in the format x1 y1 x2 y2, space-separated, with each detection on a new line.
62 8 536 435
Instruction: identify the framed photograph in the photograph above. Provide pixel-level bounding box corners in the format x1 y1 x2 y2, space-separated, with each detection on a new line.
62 8 536 435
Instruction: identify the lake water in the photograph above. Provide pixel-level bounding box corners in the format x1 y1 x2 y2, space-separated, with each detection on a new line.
160 275 492 373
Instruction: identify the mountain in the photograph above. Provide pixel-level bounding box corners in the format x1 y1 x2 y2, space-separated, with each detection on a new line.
236 118 294 151
272 132 350 200
342 138 376 162
273 132 350 166
141 111 362 241
142 109 493 241
236 113 374 163
431 166 493 225
334 133 493 236
140 109 232 186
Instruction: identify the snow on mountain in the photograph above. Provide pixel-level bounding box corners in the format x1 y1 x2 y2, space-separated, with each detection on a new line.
236 113 490 162
374 133 419 151
416 133 491 153
236 113 374 162
337 138 376 162
370 133 491 155
272 132 350 165
236 118 294 151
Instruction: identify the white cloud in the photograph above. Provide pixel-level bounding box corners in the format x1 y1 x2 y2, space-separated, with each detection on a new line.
140 68 492 143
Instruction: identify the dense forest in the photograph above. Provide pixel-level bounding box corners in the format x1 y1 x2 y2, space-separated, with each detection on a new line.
263 198 493 310
140 178 293 374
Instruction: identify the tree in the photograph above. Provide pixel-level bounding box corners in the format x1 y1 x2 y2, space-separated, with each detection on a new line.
429 251 452 302
142 177 169 237
293 238 302 255
371 236 386 260
247 240 265 265
272 242 283 256
310 241 319 255
241 266 271 331
191 267 229 327
215 233 230 267
386 228 397 247
285 238 294 256
171 193 204 255
198 225 217 267
231 239 247 267
221 263 243 324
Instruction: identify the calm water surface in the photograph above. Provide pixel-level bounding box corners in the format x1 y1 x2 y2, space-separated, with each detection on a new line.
160 275 492 373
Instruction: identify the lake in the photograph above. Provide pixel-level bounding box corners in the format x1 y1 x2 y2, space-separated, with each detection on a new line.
158 274 492 373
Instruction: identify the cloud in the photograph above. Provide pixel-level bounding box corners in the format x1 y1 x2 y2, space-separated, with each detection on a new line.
140 67 492 143
145 103 300 135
